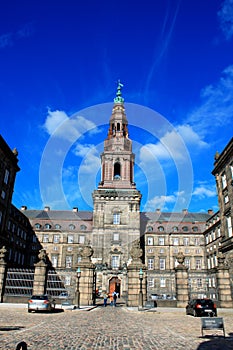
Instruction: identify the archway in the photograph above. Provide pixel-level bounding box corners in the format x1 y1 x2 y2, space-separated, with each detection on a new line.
109 276 121 297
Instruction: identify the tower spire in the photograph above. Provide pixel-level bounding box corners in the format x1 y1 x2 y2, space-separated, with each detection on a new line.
114 80 124 104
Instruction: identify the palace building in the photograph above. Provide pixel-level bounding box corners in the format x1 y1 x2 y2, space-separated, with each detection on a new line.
0 85 232 303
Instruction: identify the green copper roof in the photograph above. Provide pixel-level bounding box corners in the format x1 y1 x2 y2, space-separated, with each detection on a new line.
114 80 124 103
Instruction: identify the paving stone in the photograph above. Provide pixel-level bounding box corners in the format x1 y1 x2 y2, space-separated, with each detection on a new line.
0 306 233 349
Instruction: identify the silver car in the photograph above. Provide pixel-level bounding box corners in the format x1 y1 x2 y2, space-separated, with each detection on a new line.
28 294 55 313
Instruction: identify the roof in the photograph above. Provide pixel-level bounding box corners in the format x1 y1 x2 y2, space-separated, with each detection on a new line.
141 212 211 223
22 210 93 221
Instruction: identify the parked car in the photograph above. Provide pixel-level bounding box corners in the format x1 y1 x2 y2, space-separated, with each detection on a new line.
28 294 55 313
186 298 217 317
58 292 69 299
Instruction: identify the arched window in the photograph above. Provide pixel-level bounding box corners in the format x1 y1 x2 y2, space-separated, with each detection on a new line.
44 223 51 230
35 223 41 229
114 162 121 179
55 224 61 229
80 224 87 231
69 224 75 230
147 226 153 232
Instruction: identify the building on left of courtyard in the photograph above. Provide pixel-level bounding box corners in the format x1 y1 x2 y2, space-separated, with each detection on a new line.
0 135 41 267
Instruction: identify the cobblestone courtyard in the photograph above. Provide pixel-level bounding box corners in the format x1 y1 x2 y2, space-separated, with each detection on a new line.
0 305 233 349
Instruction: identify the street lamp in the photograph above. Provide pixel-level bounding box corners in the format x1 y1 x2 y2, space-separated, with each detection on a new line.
75 267 81 309
138 268 144 310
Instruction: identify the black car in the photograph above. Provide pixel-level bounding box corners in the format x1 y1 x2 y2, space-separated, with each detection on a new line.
186 298 217 317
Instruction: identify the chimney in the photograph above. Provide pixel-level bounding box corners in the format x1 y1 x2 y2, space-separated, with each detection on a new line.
208 209 214 215
156 208 161 212
21 206 27 211
182 209 188 214
72 207 78 212
44 206 50 211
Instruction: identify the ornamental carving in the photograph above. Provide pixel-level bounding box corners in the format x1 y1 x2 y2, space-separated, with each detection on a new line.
130 239 143 260
80 245 94 258
176 251 185 265
38 249 48 263
0 246 7 262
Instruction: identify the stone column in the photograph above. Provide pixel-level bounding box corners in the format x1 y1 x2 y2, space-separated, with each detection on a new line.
174 252 189 308
76 245 95 306
216 253 233 308
0 246 7 302
127 239 147 307
32 249 48 295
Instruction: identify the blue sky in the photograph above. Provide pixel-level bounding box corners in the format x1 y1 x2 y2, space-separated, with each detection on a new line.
1 0 233 213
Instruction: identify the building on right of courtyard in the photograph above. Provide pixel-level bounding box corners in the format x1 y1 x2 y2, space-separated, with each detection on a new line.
211 138 233 277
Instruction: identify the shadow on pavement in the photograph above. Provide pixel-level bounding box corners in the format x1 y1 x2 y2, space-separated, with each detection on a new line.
196 333 233 350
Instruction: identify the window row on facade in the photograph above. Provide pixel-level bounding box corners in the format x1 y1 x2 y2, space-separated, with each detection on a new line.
34 223 88 231
147 257 203 270
146 236 202 246
146 225 199 232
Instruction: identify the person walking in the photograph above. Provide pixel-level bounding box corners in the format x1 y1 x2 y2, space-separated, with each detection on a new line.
103 292 108 307
113 291 117 307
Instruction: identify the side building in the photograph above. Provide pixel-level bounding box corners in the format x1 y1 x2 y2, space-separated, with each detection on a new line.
0 135 40 267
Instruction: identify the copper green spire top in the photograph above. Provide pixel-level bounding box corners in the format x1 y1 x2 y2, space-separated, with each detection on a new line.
114 79 124 103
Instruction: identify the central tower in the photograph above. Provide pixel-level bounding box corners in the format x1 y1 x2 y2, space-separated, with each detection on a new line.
92 82 142 296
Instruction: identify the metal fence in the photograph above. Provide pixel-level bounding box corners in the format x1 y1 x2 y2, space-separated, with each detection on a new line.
46 270 67 297
4 268 34 296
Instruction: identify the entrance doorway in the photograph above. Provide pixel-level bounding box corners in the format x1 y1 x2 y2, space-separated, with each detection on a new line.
109 277 121 297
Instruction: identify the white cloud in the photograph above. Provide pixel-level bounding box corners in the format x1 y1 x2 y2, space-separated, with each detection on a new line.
44 109 68 135
43 109 98 142
139 124 207 165
145 194 176 211
76 144 100 174
192 184 216 199
187 65 233 137
218 0 233 40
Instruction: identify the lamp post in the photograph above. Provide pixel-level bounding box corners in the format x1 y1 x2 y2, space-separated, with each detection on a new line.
138 268 144 310
75 267 81 309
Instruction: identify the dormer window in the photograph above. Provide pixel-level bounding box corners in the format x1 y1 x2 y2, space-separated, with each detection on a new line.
45 224 51 230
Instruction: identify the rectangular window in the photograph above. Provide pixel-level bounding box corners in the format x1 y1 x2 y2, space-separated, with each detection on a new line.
113 213 120 225
43 234 49 243
0 211 2 225
221 173 227 189
194 238 200 246
184 258 190 268
148 277 154 288
195 258 202 270
197 278 202 287
66 256 72 268
1 190 6 199
226 216 232 237
65 276 71 285
173 238 179 246
53 235 60 243
51 255 58 268
67 235 74 243
183 238 189 246
160 277 166 288
159 258 166 270
224 195 229 204
111 255 120 268
158 237 165 245
4 169 9 184
148 258 154 270
79 235 85 244
147 237 153 245
113 233 119 241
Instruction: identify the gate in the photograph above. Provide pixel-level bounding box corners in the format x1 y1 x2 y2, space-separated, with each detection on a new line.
4 268 34 296
46 270 67 297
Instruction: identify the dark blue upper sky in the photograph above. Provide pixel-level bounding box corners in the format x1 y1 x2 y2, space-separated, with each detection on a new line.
1 0 233 213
